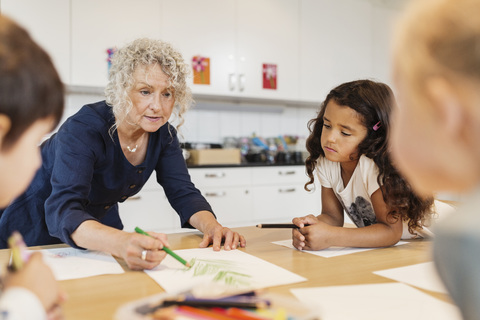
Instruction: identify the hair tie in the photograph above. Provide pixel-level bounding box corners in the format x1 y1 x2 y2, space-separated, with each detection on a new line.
373 121 381 131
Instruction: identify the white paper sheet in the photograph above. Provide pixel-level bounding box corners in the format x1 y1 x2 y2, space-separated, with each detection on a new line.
144 248 306 295
373 261 448 294
34 247 124 281
272 239 407 258
291 283 461 320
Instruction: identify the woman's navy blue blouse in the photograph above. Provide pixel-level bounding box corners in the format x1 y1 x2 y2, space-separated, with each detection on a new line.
0 101 213 249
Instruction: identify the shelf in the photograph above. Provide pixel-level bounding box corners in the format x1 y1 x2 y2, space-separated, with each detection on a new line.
66 85 319 109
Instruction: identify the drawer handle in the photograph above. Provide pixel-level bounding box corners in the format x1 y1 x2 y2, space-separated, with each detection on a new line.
278 188 296 193
126 195 142 201
205 191 226 197
229 73 236 91
278 171 296 175
238 74 246 92
205 173 226 178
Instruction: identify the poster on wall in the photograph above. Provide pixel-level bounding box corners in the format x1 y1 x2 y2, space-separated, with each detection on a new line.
262 63 277 90
192 55 211 85
106 47 117 74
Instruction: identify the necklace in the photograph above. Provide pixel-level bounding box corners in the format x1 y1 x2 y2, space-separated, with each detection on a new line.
126 145 138 152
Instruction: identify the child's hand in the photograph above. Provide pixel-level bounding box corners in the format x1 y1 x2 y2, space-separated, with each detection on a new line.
292 221 333 250
292 214 319 228
4 252 66 315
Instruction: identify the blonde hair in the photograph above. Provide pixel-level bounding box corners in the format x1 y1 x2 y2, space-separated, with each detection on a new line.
393 0 480 99
104 38 192 132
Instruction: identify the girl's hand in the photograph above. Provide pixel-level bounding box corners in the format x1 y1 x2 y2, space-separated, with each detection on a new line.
199 224 246 251
4 252 66 315
119 231 169 270
292 221 334 250
292 214 320 228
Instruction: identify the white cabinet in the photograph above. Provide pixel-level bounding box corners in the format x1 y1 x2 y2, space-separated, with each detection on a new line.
250 166 319 223
189 168 253 226
1 0 71 83
299 0 374 102
70 0 162 87
119 165 320 233
119 180 179 233
235 0 300 100
161 0 299 100
160 0 236 97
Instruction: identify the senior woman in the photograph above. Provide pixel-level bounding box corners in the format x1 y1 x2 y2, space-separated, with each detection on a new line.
0 38 246 270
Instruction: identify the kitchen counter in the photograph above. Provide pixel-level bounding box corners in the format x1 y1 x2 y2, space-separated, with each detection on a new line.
187 162 305 169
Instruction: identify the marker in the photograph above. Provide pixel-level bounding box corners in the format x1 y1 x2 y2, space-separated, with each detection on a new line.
135 226 191 267
256 223 300 229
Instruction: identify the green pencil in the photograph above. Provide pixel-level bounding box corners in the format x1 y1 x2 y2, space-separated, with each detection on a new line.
135 226 191 267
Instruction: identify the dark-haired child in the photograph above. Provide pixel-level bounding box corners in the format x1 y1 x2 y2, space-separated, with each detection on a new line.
291 80 451 250
0 15 65 319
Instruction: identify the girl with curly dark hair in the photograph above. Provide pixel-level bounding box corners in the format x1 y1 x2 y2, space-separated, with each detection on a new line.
291 79 450 250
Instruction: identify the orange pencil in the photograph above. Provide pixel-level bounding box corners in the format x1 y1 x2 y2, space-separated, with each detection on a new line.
225 307 269 320
176 305 237 320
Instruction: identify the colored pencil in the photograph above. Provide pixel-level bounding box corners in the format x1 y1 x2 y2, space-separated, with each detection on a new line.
134 226 191 267
256 223 299 229
175 305 238 320
161 296 270 309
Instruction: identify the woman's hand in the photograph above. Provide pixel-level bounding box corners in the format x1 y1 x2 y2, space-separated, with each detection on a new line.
118 231 169 270
292 220 334 251
198 224 246 251
4 252 66 318
292 214 320 228
189 211 246 251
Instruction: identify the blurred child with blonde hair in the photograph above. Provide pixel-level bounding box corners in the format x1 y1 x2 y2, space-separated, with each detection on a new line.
391 0 480 318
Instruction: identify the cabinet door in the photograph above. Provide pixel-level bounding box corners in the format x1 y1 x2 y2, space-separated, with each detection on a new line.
71 0 162 87
118 188 179 233
189 167 251 188
299 0 373 102
161 0 237 97
251 166 307 185
1 0 70 83
236 0 299 100
200 186 253 226
252 184 319 223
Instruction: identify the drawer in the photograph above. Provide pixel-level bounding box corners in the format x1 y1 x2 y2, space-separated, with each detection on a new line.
200 186 253 225
251 166 307 185
118 188 178 233
251 183 320 222
189 167 252 187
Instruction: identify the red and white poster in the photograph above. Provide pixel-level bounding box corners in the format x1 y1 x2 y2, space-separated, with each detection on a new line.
262 63 277 90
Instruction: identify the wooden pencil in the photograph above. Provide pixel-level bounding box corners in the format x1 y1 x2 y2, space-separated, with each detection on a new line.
256 223 299 229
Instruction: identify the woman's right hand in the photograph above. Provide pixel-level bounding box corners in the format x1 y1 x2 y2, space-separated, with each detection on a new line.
119 231 169 270
3 252 66 318
292 214 320 228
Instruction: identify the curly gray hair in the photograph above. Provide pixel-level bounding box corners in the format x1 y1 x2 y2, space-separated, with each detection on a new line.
105 38 192 132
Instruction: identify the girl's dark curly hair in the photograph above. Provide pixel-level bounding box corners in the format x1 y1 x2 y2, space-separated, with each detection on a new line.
304 80 433 234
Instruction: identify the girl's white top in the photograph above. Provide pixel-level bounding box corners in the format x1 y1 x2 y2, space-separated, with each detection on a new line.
316 155 453 239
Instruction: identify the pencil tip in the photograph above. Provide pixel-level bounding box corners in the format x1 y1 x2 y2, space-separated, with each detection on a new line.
256 224 261 228
186 262 191 268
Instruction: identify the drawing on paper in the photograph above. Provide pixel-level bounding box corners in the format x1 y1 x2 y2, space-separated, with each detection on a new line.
178 258 252 287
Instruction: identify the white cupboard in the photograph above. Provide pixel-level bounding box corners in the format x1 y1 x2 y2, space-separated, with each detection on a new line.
1 0 71 83
119 165 321 233
70 0 162 87
1 0 399 104
299 0 374 102
161 0 299 100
